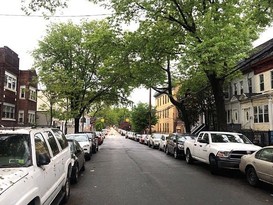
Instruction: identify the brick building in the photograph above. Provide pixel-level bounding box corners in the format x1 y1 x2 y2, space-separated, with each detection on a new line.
0 46 37 127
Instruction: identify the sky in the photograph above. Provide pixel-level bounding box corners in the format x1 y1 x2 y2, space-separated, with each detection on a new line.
0 0 273 105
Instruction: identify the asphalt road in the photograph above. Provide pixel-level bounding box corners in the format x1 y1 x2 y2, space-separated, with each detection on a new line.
66 129 273 205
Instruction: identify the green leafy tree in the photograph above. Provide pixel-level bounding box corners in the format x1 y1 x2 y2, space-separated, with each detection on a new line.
130 103 157 133
33 20 133 133
91 0 273 131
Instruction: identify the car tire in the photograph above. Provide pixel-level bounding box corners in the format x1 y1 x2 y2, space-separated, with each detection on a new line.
61 174 71 204
185 149 193 164
174 149 179 159
165 146 169 155
81 163 85 172
246 167 259 186
152 143 155 149
209 154 219 175
71 165 79 184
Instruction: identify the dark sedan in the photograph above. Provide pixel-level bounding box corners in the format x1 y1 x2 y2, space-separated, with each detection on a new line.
67 139 86 184
165 133 196 159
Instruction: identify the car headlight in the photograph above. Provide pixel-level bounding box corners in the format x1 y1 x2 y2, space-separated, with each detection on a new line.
178 144 184 149
216 151 230 158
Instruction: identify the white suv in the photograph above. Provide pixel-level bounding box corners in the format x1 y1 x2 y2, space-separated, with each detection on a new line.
0 127 72 205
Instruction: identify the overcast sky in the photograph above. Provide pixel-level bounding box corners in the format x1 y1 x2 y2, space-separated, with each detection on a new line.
1 0 273 105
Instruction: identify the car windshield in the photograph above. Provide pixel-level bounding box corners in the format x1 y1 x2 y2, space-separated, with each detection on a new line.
0 134 32 168
66 134 88 142
177 135 195 142
211 133 252 144
153 134 162 139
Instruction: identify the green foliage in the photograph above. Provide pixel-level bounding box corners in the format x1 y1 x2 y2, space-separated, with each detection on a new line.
33 20 134 132
130 103 157 133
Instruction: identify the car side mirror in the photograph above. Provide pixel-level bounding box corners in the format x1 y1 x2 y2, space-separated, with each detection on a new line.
37 153 51 166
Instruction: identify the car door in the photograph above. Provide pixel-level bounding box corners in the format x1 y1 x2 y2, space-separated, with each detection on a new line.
34 132 57 205
195 133 209 161
168 135 175 154
254 148 273 183
43 130 63 202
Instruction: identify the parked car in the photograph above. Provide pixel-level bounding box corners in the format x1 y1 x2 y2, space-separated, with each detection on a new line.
67 139 85 184
79 132 98 153
0 127 72 205
165 133 196 159
148 133 163 149
239 146 272 186
158 134 170 151
96 131 104 145
139 134 147 144
66 133 92 161
184 131 261 174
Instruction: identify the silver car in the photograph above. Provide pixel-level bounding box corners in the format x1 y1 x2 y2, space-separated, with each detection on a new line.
239 146 272 186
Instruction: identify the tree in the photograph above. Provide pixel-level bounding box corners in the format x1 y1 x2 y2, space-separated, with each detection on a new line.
91 0 273 131
33 20 133 133
130 103 157 133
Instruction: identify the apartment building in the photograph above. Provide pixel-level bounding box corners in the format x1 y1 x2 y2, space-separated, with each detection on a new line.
154 88 185 134
225 38 273 145
0 46 37 127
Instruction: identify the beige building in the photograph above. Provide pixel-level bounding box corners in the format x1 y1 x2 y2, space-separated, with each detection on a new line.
154 88 185 134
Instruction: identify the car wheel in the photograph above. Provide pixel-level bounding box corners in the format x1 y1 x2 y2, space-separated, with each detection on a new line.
174 149 179 159
61 174 71 204
185 149 193 164
246 167 259 186
71 165 79 184
165 146 169 155
209 154 219 175
152 143 155 149
93 146 97 154
81 163 85 172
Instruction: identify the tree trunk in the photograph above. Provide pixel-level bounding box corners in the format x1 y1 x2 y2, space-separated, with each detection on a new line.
74 117 80 133
207 73 227 131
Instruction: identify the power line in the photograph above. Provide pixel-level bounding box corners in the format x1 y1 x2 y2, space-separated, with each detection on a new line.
0 13 112 18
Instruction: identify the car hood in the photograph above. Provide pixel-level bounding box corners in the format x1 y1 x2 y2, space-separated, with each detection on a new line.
78 141 90 147
211 143 261 151
0 168 28 195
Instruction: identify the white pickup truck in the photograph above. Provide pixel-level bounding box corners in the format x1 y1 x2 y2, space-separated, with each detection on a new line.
184 131 261 173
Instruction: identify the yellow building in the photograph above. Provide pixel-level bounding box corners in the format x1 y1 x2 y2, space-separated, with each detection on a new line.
154 89 185 134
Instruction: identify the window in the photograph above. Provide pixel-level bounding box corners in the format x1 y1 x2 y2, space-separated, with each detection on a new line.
254 105 269 123
271 71 273 89
51 128 68 149
28 111 35 124
240 81 243 94
227 110 231 123
4 72 17 92
259 74 264 91
234 83 237 95
255 148 273 162
45 131 60 156
35 133 51 159
20 86 26 99
29 87 36 101
248 78 252 93
18 111 24 124
2 103 15 119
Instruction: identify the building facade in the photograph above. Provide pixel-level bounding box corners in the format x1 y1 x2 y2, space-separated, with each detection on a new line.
154 87 185 134
225 38 273 145
0 46 37 127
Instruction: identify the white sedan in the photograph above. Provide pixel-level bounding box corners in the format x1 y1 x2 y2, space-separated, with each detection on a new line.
239 146 273 186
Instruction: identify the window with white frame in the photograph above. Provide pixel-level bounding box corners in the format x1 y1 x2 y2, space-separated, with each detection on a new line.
271 71 273 89
248 78 252 93
18 110 24 124
234 83 238 95
259 74 264 91
20 86 26 99
29 87 36 101
232 109 238 123
227 110 231 123
4 72 17 92
28 111 36 124
254 105 269 123
2 103 15 119
240 81 243 95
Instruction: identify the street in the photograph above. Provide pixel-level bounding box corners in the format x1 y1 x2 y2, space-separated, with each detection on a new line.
67 129 273 205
